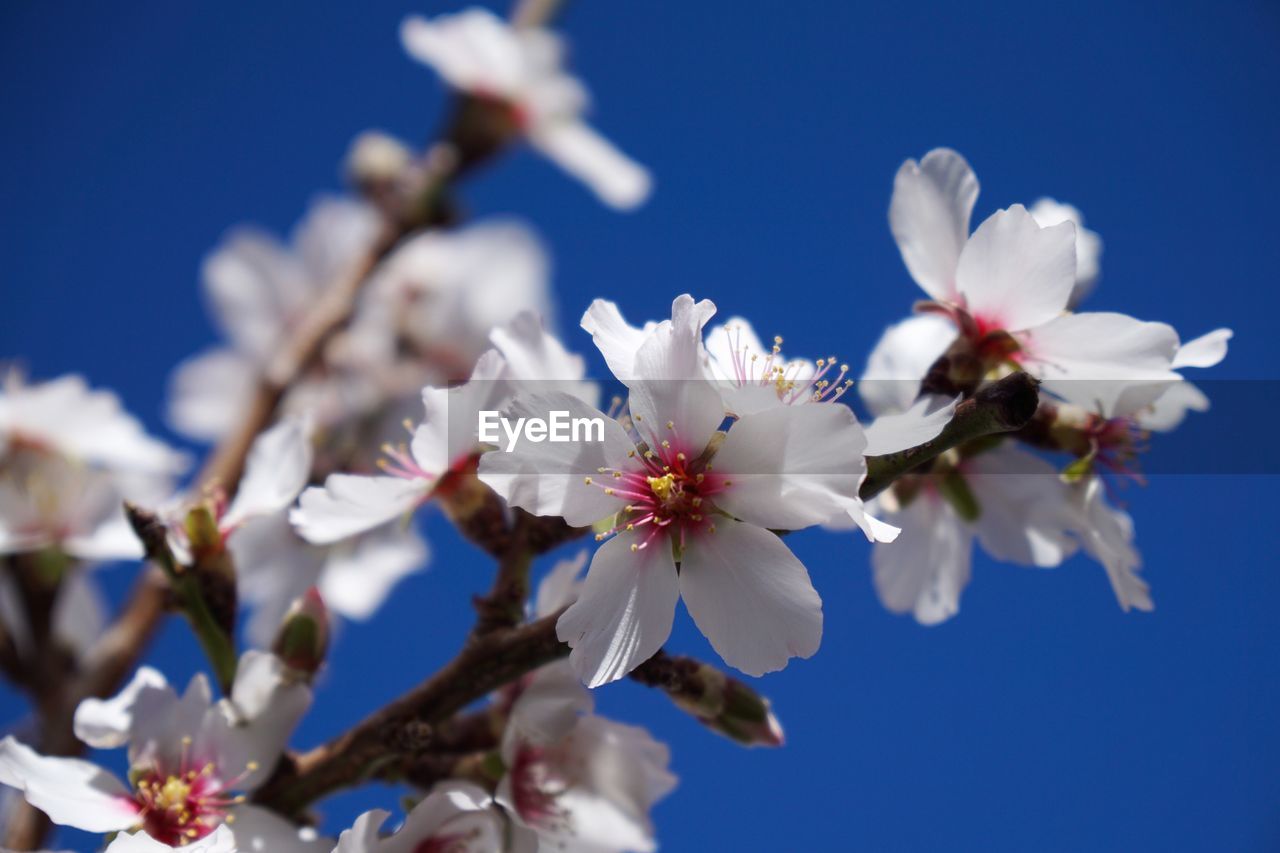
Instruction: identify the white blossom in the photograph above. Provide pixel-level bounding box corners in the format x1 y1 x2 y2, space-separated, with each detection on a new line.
401 8 651 210
0 653 325 850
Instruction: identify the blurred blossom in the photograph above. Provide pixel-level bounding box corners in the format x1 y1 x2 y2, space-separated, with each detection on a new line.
334 783 516 853
401 8 651 210
292 310 595 548
168 197 382 441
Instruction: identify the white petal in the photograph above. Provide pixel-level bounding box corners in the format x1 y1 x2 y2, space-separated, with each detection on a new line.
712 403 867 530
535 549 588 617
228 804 332 852
859 314 956 416
167 349 258 441
229 514 325 648
678 518 822 677
1173 327 1232 369
62 509 144 562
863 395 957 456
400 9 521 96
1074 478 1151 612
889 148 979 301
1020 311 1180 413
202 230 308 361
1028 197 1103 306
509 660 594 745
223 415 315 529
0 736 137 832
965 445 1078 567
73 666 171 749
52 572 107 659
319 526 430 621
291 475 426 545
871 494 974 625
333 809 389 853
580 299 656 383
477 392 634 528
556 530 679 687
954 204 1076 332
529 120 652 210
222 651 312 789
1137 380 1211 432
107 825 238 853
489 310 599 408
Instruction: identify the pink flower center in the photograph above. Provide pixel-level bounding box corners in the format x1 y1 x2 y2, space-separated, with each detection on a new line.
588 432 729 552
130 758 253 845
509 742 571 832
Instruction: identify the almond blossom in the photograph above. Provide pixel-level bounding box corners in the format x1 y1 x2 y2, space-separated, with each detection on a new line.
481 295 883 684
400 7 651 210
890 148 1190 414
292 311 595 547
0 652 325 850
1028 197 1103 307
168 197 382 440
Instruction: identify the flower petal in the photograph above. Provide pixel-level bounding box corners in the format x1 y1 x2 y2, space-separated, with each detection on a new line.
535 549 588 617
107 825 238 852
871 494 974 625
318 526 430 621
223 414 314 530
0 735 137 832
712 403 866 530
529 120 652 211
965 445 1077 567
228 803 332 852
679 518 822 676
73 666 172 749
1020 311 1180 413
889 148 979 301
1173 327 1232 370
291 475 426 545
859 314 956 417
478 392 634 528
955 204 1076 332
863 395 957 456
1074 478 1152 613
556 530 679 687
580 299 655 383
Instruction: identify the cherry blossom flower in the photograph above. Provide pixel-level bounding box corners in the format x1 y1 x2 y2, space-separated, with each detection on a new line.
106 824 237 853
334 783 522 853
1068 475 1151 613
168 197 382 440
401 7 651 210
292 312 594 547
481 296 886 683
1029 197 1103 307
1 372 187 477
0 652 325 850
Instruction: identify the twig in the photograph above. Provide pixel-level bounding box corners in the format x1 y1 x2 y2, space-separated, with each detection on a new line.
253 612 570 816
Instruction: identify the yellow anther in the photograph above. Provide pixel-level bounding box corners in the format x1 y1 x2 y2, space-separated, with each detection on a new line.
666 420 675 429
647 473 677 502
584 476 594 485
604 488 615 496
630 543 639 552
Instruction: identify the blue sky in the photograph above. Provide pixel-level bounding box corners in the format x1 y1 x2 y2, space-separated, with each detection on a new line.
3 1 1279 850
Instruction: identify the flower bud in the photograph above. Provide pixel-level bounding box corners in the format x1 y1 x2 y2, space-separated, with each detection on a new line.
272 588 329 679
346 130 413 189
635 653 785 748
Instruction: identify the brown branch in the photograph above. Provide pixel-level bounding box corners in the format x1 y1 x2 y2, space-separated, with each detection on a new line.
253 612 570 816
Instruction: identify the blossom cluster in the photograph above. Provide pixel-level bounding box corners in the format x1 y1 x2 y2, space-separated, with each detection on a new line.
0 5 1231 853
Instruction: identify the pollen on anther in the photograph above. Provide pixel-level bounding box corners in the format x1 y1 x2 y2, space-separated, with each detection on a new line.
630 543 639 552
666 420 674 430
604 488 615 495
583 476 593 485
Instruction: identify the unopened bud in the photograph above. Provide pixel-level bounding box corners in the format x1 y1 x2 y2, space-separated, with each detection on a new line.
637 653 785 748
272 588 329 678
183 503 224 561
346 130 413 189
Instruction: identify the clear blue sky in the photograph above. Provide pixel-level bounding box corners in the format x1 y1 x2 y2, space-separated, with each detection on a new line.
3 1 1279 850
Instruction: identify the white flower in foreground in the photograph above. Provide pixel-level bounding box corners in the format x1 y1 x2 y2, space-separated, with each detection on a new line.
334 783 519 853
890 149 1184 413
292 312 594 547
1029 197 1103 306
0 652 324 850
168 197 382 440
0 372 187 476
401 7 651 210
869 444 1078 625
482 297 888 684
